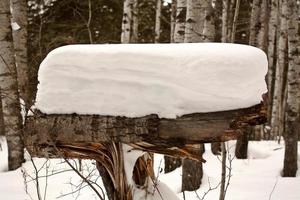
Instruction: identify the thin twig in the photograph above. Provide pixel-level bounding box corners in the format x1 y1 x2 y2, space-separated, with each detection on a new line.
269 177 279 200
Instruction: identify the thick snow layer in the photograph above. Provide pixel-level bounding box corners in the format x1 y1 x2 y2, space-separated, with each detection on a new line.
35 43 268 118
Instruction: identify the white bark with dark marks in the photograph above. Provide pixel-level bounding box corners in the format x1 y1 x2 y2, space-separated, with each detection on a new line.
184 0 202 42
174 0 186 42
121 0 134 43
202 0 215 42
0 0 24 170
267 0 279 132
155 0 162 43
11 0 30 107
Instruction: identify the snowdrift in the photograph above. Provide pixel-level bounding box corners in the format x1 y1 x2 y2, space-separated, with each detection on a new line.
35 43 268 118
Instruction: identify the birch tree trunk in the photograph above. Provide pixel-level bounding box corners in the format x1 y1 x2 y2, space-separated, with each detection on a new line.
0 0 24 170
282 0 299 177
202 0 215 42
214 0 223 42
221 0 229 42
249 0 261 46
184 0 202 42
170 0 177 43
270 0 288 140
181 0 217 191
154 0 162 43
266 0 279 139
121 0 133 43
174 0 186 42
226 0 235 40
256 0 268 51
165 0 185 173
130 0 138 43
230 0 240 42
10 0 30 108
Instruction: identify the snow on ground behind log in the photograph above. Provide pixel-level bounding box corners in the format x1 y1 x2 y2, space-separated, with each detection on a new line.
1 140 300 200
35 43 268 118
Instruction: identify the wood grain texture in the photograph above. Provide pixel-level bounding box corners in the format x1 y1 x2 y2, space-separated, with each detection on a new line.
24 103 266 160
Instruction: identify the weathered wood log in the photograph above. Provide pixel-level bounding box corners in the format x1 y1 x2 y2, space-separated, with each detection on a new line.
24 103 266 160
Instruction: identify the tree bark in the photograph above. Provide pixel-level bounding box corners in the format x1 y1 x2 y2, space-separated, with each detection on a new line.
230 0 240 42
182 144 203 191
221 0 229 42
11 0 30 108
211 142 221 155
270 0 288 140
121 0 134 43
214 0 223 42
219 142 226 200
267 0 279 135
184 0 202 42
282 0 299 177
170 0 177 43
165 0 184 173
24 104 266 158
256 0 268 51
154 0 162 43
164 156 182 173
0 89 5 136
130 0 138 43
202 0 215 42
235 127 250 159
174 0 186 42
0 0 24 170
249 0 261 46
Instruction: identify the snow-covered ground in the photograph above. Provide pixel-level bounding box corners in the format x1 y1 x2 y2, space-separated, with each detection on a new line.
1 137 299 200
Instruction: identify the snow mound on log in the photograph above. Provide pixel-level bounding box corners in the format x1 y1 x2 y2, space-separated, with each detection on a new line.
35 43 268 118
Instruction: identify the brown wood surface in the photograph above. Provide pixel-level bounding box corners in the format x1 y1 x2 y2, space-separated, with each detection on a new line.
24 103 266 160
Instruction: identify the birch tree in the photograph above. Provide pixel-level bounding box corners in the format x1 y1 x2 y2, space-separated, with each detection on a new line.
271 0 288 140
11 0 30 108
130 0 138 43
282 0 299 177
154 0 162 43
221 0 229 42
202 0 215 41
184 0 202 42
256 0 268 51
267 0 279 139
121 0 134 43
0 0 24 170
181 0 216 191
249 0 261 46
174 0 186 42
170 0 177 42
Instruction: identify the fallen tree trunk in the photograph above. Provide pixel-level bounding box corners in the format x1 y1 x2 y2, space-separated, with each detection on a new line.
24 103 266 160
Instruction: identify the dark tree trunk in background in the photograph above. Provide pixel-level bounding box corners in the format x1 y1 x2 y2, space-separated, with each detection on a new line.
211 142 221 155
96 162 116 200
282 0 299 177
235 127 250 159
182 144 203 191
164 156 182 173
